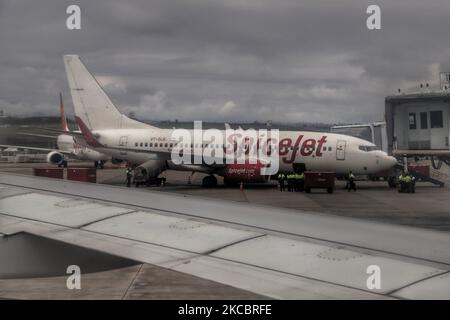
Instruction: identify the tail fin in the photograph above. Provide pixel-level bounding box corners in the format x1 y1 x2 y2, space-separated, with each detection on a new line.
59 93 69 132
63 55 153 130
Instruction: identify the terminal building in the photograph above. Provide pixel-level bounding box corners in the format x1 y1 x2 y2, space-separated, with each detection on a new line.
385 90 450 165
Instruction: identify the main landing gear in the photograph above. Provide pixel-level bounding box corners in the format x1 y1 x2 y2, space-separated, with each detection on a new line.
94 160 105 169
202 175 217 188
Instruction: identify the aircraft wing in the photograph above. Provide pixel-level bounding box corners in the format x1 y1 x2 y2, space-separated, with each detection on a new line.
27 126 85 139
1 172 449 299
0 144 71 155
18 132 59 139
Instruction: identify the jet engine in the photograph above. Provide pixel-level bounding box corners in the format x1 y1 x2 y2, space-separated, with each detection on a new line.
133 159 167 181
46 151 64 165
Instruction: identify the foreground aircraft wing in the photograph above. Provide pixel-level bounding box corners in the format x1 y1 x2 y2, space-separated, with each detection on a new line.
1 172 449 299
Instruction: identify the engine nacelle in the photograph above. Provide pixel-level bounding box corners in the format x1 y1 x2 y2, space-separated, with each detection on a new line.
111 158 123 165
134 159 167 181
222 163 269 183
46 151 64 164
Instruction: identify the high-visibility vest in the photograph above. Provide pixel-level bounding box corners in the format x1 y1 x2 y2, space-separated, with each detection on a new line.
299 173 305 180
278 173 285 179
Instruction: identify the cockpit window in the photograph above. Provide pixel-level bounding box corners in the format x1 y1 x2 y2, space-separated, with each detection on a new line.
358 145 379 152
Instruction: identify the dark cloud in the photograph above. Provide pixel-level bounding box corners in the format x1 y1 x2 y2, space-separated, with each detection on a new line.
1 0 449 123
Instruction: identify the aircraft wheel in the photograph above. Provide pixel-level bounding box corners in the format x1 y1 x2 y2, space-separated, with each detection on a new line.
202 175 217 188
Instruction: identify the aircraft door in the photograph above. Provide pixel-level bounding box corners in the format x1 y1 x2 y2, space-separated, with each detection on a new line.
336 140 346 160
119 136 128 147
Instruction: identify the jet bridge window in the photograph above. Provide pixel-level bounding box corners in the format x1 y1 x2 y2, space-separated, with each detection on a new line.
409 113 417 130
420 112 428 129
430 111 443 128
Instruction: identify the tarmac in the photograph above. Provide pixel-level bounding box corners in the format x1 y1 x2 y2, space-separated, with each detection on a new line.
1 162 450 299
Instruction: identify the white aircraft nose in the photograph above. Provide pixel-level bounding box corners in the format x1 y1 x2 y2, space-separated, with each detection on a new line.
384 156 398 168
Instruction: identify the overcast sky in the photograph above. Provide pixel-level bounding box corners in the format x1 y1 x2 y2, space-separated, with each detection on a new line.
1 0 450 123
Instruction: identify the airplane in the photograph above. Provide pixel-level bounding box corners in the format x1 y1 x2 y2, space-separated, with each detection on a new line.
63 55 397 187
0 93 113 169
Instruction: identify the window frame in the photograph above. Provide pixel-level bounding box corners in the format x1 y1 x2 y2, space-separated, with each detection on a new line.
409 113 417 130
430 110 444 129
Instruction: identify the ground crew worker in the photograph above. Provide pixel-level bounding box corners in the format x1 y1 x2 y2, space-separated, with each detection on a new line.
409 173 416 193
278 172 286 192
126 167 132 188
346 170 356 192
401 171 416 193
291 172 297 192
287 172 294 192
398 170 406 192
298 171 305 192
292 173 298 192
398 170 415 193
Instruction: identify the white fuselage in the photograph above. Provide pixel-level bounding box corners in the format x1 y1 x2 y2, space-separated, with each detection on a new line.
89 128 397 175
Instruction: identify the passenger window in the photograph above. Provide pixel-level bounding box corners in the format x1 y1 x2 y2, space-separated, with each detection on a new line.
170 143 173 148
323 146 326 151
135 142 138 147
150 143 153 147
159 143 163 147
409 113 417 130
165 143 168 148
145 143 148 147
328 147 332 151
140 142 143 147
430 111 443 128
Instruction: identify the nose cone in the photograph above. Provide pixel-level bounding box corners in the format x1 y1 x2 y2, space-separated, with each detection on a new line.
384 156 398 169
